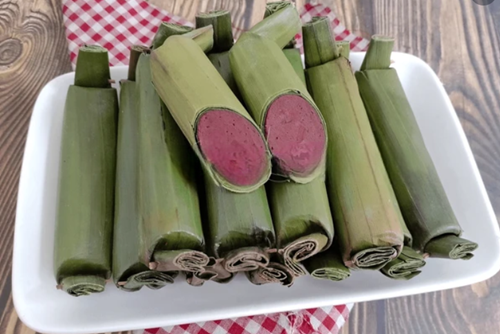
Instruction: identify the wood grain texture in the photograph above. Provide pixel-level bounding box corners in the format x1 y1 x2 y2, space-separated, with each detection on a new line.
0 0 72 333
1 0 499 333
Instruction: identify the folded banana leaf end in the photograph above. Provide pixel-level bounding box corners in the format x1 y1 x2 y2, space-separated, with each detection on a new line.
152 250 211 272
349 246 400 270
224 247 270 273
58 276 106 297
425 235 478 260
310 268 350 281
282 233 329 276
74 45 111 88
381 246 426 280
247 262 294 287
302 17 339 68
117 271 176 291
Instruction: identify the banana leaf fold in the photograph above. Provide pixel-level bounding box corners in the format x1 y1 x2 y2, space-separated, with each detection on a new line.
304 243 350 281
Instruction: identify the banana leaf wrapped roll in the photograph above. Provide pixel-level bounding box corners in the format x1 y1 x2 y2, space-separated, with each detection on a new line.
304 242 350 281
303 17 404 270
267 177 334 276
113 47 178 291
355 36 477 260
203 175 275 275
134 52 209 273
196 11 240 96
264 2 305 84
54 46 117 296
151 31 272 193
230 32 327 183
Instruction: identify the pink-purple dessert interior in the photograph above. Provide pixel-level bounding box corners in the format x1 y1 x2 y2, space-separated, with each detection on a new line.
264 94 326 178
197 109 269 186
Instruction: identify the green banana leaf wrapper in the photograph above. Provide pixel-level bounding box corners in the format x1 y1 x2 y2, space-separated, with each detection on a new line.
113 84 177 290
246 261 295 287
267 177 334 276
355 36 477 260
282 48 306 84
151 32 272 193
230 33 327 183
304 243 350 281
303 17 404 270
113 46 178 292
54 46 117 296
263 1 298 49
195 10 233 53
152 23 213 53
152 22 193 49
135 53 209 273
381 246 425 280
203 175 276 275
196 11 241 96
380 212 425 280
249 1 301 49
264 1 304 82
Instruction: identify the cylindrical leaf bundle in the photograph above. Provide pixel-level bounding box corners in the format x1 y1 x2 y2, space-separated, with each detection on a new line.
54 46 117 296
135 52 208 273
355 36 477 260
267 177 334 276
203 177 276 275
303 17 404 269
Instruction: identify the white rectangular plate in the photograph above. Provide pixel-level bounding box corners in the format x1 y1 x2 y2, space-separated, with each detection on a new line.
13 52 500 334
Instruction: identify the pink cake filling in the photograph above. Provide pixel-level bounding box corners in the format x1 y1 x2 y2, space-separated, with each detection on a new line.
197 110 268 186
264 94 326 177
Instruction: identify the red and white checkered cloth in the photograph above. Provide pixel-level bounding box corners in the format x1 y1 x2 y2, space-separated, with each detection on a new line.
136 305 353 334
61 0 360 332
62 0 369 66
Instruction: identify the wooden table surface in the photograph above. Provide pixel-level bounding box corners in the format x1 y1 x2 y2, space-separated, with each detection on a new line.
1 0 499 333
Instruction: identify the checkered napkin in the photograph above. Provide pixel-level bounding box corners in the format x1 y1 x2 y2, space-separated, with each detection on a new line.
61 0 359 332
136 305 353 334
62 0 369 66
